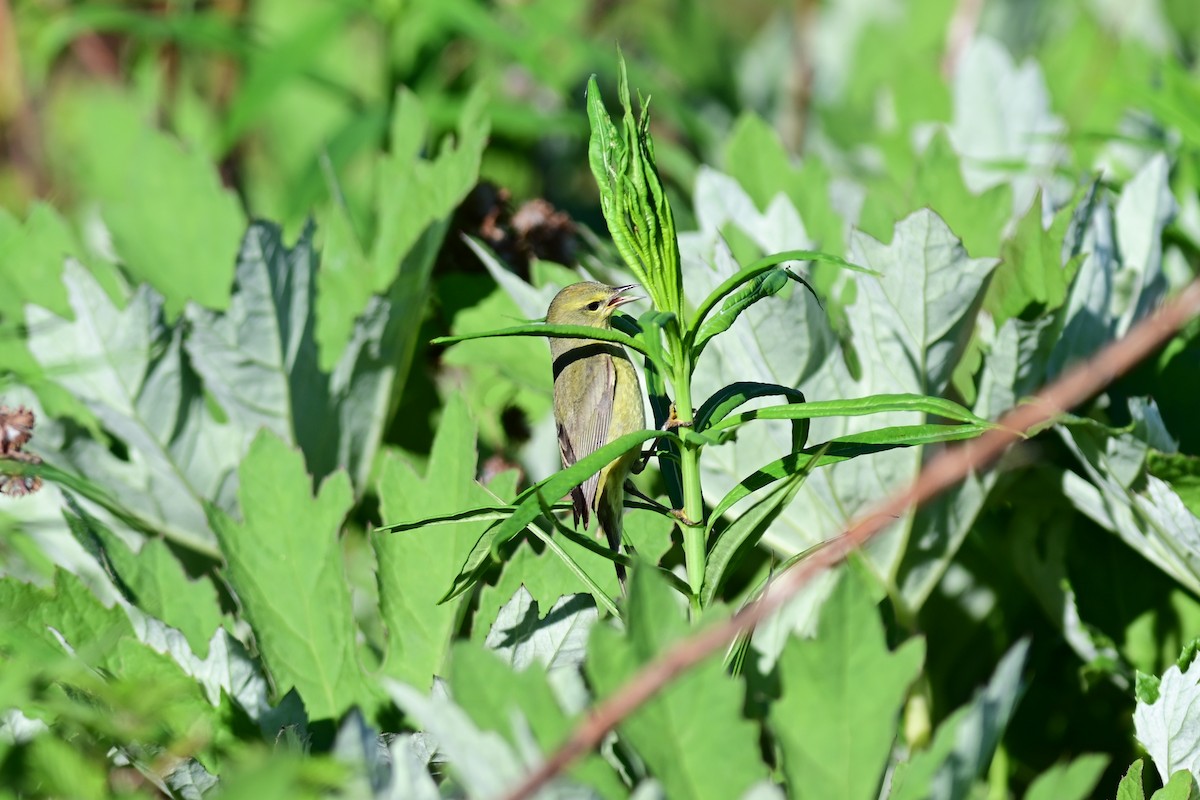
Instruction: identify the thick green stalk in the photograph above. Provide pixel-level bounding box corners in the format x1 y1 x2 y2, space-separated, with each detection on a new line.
670 339 705 609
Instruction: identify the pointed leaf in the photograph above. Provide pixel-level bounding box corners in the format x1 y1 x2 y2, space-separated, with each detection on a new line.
374 397 501 690
770 570 925 800
587 568 768 798
1135 653 1200 786
209 430 369 719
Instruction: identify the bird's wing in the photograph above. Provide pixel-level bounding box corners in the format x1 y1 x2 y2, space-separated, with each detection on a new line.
555 350 616 529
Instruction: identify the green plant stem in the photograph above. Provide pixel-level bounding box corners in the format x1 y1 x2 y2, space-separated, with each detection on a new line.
670 339 706 611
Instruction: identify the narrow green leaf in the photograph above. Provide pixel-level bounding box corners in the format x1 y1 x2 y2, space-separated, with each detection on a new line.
432 321 654 361
694 381 809 454
689 248 876 338
708 424 989 524
692 267 791 355
701 462 812 608
440 428 666 603
376 503 567 534
704 393 992 436
587 568 768 798
209 430 370 719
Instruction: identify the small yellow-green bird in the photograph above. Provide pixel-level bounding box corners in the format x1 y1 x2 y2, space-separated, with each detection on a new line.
547 282 644 582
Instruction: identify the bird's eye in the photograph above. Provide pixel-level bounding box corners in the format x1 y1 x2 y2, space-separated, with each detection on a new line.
586 301 603 311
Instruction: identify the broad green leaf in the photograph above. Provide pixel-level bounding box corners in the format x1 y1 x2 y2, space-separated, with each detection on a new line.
722 112 844 256
891 640 1029 800
210 430 369 720
587 567 768 798
165 759 219 800
380 735 440 800
316 86 488 369
1135 652 1200 786
47 86 244 315
26 263 241 556
0 205 111 434
947 36 1065 214
1148 452 1200 519
24 736 107 800
1119 760 1146 800
66 501 223 658
685 196 995 581
186 221 398 492
984 189 1082 327
374 396 504 689
857 131 1012 260
440 275 554 448
770 570 924 800
217 5 354 152
1051 156 1174 376
0 570 216 738
1023 754 1109 800
1153 771 1200 800
383 680 530 798
0 203 75 321
449 640 624 798
484 588 598 677
1060 403 1200 596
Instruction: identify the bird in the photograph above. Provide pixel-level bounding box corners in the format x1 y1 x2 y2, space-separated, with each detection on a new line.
546 281 645 584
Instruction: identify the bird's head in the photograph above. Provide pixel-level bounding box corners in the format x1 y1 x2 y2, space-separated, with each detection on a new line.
545 282 639 328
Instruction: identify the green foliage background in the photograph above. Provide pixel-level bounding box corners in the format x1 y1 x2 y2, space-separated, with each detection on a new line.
2 0 1200 798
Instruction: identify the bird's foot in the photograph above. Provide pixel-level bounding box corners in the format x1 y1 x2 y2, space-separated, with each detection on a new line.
670 508 702 527
664 402 693 430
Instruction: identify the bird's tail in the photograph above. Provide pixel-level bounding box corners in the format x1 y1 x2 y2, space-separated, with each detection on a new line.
595 478 627 587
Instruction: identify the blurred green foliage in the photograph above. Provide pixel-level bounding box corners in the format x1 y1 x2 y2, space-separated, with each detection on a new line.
1 0 1200 798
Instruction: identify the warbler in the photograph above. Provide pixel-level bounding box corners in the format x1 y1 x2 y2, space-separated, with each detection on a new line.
547 282 644 582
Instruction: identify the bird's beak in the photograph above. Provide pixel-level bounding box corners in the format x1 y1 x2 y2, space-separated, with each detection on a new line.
606 284 640 309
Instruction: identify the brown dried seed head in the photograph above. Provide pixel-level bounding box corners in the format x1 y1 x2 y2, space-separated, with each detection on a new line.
0 405 36 455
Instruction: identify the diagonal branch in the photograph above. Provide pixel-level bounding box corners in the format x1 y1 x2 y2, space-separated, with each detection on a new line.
501 278 1200 800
